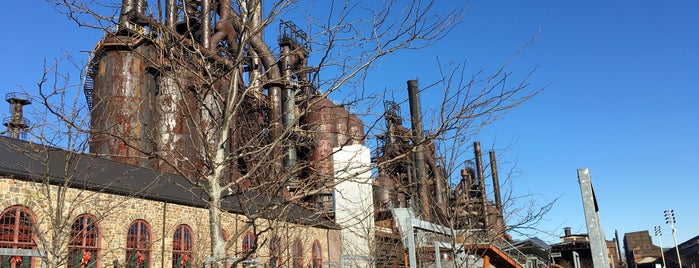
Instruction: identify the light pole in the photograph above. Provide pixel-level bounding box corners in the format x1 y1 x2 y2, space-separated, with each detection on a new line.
664 209 682 268
655 226 667 268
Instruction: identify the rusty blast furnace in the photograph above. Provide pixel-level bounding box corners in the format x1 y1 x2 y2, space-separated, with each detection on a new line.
85 0 363 215
83 1 510 265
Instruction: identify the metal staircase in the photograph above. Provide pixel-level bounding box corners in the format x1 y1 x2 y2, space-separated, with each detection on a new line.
389 205 525 268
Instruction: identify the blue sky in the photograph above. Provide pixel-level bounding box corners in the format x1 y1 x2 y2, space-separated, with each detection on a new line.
1 1 697 246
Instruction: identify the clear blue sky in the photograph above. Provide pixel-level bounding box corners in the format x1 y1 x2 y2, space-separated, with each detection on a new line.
1 1 697 246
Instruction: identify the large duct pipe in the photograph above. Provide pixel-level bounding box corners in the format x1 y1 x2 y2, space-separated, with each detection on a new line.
134 0 146 14
407 79 429 218
221 9 284 173
474 142 488 227
119 0 135 26
489 151 503 214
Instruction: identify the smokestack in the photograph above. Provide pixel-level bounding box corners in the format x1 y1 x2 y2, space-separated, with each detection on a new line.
564 227 572 237
489 151 503 214
407 79 429 218
474 142 488 226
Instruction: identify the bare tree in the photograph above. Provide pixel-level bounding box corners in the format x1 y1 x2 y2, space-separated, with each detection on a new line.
370 55 549 266
36 0 467 267
18 0 555 267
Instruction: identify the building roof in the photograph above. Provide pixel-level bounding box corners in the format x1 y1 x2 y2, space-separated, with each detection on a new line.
513 237 551 250
0 136 338 229
635 256 658 264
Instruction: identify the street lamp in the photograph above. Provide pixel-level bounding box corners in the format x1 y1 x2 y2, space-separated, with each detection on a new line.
654 226 666 268
664 209 682 268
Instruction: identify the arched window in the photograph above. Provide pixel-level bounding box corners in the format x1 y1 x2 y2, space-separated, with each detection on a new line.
312 240 322 268
291 239 303 268
68 214 100 268
126 220 151 268
269 236 282 268
172 225 193 268
0 205 36 268
241 232 255 257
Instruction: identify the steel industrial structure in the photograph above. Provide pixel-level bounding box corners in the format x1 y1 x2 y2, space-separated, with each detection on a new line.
75 0 517 266
372 80 512 267
2 93 31 140
84 0 365 215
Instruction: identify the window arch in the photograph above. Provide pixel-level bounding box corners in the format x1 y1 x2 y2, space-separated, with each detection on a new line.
172 225 193 268
126 220 151 268
291 239 303 268
269 236 282 268
0 205 37 268
68 214 100 268
312 240 322 268
241 232 255 257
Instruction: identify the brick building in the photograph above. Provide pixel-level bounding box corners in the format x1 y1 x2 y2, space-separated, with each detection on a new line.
0 136 344 268
623 230 663 268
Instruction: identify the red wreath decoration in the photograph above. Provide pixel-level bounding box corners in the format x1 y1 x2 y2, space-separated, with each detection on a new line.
181 255 189 266
10 256 22 264
81 251 92 265
136 251 145 264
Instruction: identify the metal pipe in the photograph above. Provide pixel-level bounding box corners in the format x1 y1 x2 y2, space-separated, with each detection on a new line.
407 79 429 218
489 151 503 213
134 0 146 14
425 147 446 212
460 169 470 201
210 0 235 47
201 0 211 48
474 142 488 227
280 45 297 181
165 0 177 29
119 0 134 26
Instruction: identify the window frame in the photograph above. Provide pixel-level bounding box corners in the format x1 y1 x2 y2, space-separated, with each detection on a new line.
68 214 101 268
311 240 322 268
172 224 193 268
291 239 303 268
0 205 37 268
126 220 152 268
241 232 256 257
